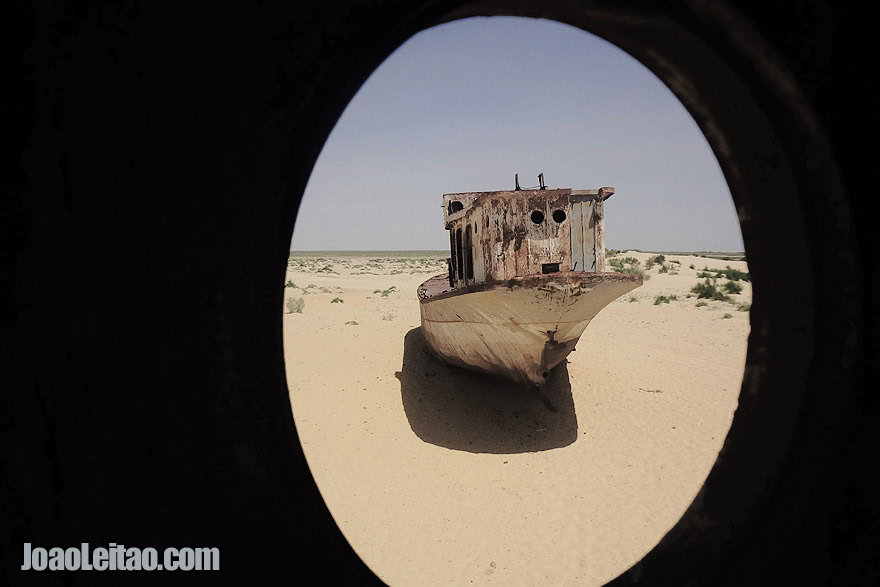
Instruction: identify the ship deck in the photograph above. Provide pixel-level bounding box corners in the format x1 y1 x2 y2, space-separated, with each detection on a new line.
418 271 643 303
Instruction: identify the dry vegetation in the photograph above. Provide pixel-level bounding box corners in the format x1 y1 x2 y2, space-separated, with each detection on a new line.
282 249 750 585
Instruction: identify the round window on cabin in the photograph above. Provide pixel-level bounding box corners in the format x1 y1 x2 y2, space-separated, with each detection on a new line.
530 210 545 224
552 209 566 223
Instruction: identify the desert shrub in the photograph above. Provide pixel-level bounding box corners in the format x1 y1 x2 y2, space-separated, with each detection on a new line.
718 266 750 281
331 297 344 303
691 279 715 298
696 300 708 307
373 286 397 297
691 278 732 302
345 320 358 325
286 297 305 314
628 296 638 303
653 295 678 305
646 254 666 269
609 257 644 277
658 264 669 273
285 279 297 288
723 280 743 294
722 313 733 319
606 249 621 257
737 302 751 311
689 264 695 269
670 259 681 265
699 266 750 281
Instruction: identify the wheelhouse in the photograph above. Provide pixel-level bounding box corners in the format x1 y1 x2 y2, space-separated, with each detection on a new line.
443 183 614 288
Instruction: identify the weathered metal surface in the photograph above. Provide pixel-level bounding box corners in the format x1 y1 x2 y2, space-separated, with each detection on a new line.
445 189 578 286
425 183 634 385
593 193 606 272
570 198 584 271
418 272 642 385
418 270 640 302
570 196 596 271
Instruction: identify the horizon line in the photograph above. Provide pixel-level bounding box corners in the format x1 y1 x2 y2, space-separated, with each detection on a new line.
289 248 747 254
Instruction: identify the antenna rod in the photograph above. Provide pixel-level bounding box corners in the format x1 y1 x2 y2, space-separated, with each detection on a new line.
515 173 521 190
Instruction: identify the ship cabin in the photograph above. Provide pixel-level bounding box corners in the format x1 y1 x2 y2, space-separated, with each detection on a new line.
443 185 614 288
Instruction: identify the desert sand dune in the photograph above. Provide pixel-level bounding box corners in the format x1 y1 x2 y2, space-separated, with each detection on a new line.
283 251 749 585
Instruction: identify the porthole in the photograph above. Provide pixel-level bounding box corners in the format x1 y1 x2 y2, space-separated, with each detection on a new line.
282 9 855 587
552 209 566 223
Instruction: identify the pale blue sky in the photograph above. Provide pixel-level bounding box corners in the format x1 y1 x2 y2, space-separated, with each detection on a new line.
291 16 743 252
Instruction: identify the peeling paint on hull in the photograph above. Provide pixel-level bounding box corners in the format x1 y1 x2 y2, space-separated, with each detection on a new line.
418 272 642 385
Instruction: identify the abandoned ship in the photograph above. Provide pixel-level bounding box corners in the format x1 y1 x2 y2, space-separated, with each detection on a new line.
417 174 643 386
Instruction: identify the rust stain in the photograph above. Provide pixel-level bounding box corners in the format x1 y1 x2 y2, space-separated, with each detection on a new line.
422 317 591 325
424 183 636 385
539 334 577 376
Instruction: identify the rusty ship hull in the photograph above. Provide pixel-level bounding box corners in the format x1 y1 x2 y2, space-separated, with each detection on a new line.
418 271 642 385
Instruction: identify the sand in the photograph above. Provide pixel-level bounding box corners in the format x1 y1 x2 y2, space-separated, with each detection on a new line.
283 251 750 585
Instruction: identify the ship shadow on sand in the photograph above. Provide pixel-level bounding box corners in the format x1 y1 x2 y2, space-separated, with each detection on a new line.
395 327 578 454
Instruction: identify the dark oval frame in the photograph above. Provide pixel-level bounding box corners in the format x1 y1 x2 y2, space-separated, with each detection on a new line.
279 1 859 584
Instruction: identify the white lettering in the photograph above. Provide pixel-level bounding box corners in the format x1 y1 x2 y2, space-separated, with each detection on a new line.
63 547 80 570
32 547 47 571
21 542 31 570
164 547 178 571
179 547 194 571
93 547 108 571
48 548 64 571
80 543 92 570
125 547 141 571
20 542 220 571
142 547 158 571
113 543 125 570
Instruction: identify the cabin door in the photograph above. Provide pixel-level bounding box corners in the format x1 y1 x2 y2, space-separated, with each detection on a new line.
570 195 596 272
